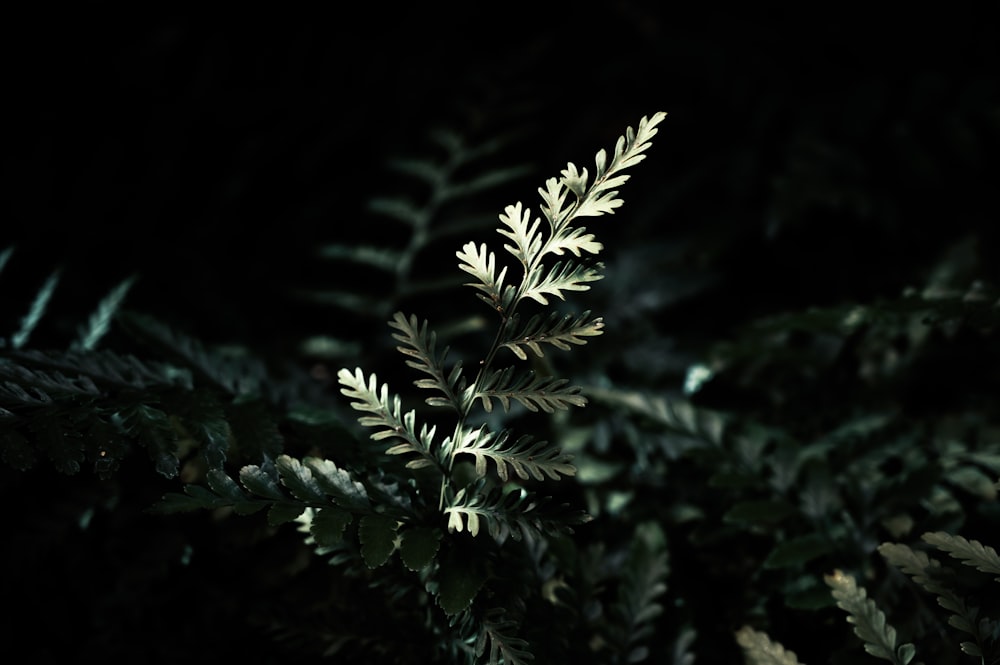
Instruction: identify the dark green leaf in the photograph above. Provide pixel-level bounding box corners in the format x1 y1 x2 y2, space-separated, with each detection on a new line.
311 507 353 547
359 513 398 568
764 534 832 568
276 454 327 503
239 464 287 500
399 526 442 571
724 500 797 526
267 503 305 526
437 556 486 615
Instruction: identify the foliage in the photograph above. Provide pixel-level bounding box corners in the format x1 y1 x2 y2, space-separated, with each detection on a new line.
3 34 999 663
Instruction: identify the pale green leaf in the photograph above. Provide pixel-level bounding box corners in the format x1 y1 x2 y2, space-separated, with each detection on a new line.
734 626 804 665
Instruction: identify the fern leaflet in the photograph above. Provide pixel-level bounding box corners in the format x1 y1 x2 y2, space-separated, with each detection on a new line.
452 426 576 482
922 531 1000 581
477 608 534 665
735 626 805 665
337 367 443 472
445 482 588 541
388 312 469 411
824 569 916 665
475 367 586 413
500 310 604 360
520 259 604 306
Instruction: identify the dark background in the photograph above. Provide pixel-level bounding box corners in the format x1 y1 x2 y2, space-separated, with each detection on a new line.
2 5 999 662
5 7 997 350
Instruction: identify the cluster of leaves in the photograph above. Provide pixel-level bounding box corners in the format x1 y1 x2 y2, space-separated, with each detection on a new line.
5 90 997 664
142 112 669 662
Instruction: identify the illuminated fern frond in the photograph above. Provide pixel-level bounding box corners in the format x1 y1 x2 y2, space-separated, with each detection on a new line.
497 202 544 268
476 367 587 413
540 111 666 228
445 482 588 542
457 241 514 311
824 569 916 665
735 626 805 665
520 259 604 306
923 531 1000 581
388 312 468 411
156 454 371 536
452 427 576 482
500 310 604 360
336 367 442 471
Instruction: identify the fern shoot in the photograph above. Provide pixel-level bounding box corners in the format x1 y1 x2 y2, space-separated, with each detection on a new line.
338 111 666 532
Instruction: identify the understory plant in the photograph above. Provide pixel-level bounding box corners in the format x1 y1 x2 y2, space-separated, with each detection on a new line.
1 112 668 663
3 102 998 665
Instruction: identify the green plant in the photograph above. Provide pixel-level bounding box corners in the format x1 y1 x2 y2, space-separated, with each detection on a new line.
161 110 667 662
0 112 667 663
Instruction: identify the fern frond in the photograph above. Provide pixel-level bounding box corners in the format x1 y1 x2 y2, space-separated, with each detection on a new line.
604 526 670 665
7 348 189 390
11 269 60 349
879 540 995 658
0 360 101 403
457 241 515 312
735 626 805 665
115 399 182 477
824 569 916 665
388 312 468 411
497 202 545 268
520 259 603 306
118 311 266 397
476 367 587 413
922 531 1000 581
452 427 576 482
500 310 604 360
156 454 373 531
315 243 404 271
477 608 534 665
337 367 442 472
73 275 136 351
445 483 588 542
540 111 666 228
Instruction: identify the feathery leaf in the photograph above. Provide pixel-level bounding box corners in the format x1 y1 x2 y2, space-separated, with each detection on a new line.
922 531 1000 581
388 312 468 410
337 367 441 471
735 626 805 665
500 310 604 359
476 367 587 413
825 569 915 664
452 427 576 482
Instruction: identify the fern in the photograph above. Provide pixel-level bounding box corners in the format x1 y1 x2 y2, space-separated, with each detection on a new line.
601 522 670 664
10 269 60 350
922 531 1000 581
72 275 136 351
339 111 666 548
500 309 605 360
825 568 917 664
294 125 533 344
880 532 1000 660
476 608 535 665
735 626 805 665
